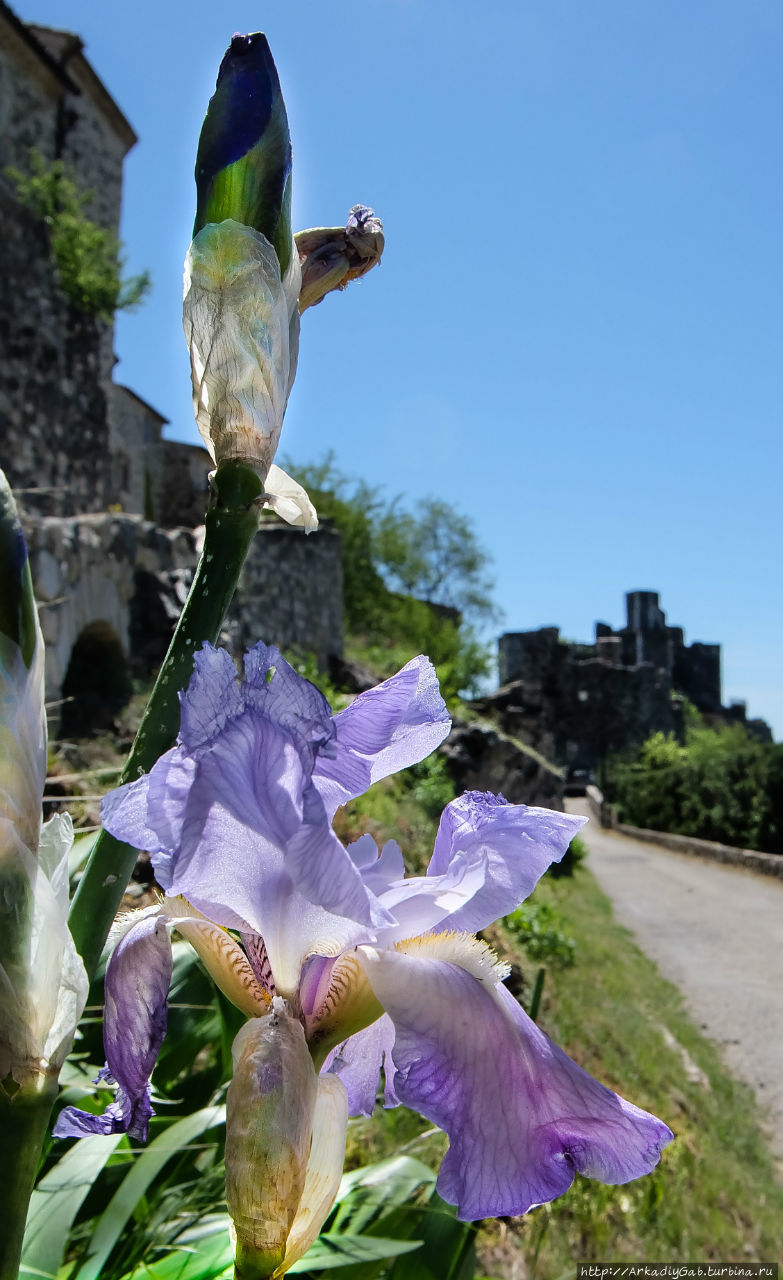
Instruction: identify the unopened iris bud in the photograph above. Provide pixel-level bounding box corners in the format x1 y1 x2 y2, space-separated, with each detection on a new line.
226 1001 348 1278
184 35 316 525
0 471 87 1087
194 32 292 275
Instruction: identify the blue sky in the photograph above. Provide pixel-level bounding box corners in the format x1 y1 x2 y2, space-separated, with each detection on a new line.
15 0 783 736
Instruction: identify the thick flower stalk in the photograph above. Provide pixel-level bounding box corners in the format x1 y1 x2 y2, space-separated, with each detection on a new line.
0 471 88 1280
58 643 673 1270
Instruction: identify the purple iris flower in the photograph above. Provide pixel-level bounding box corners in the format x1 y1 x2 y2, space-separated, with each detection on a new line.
54 643 672 1220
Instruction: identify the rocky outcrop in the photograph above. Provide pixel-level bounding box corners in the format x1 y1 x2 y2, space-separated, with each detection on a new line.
440 716 564 811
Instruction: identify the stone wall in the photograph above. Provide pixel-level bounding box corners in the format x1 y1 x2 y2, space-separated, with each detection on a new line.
146 439 213 529
226 522 344 669
23 511 345 725
498 590 742 770
0 178 115 516
0 11 136 237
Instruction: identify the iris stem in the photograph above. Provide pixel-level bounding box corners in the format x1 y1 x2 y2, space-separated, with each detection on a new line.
0 1073 59 1280
69 460 263 982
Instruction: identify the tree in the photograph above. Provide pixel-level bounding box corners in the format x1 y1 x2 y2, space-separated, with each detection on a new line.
374 498 496 622
281 453 496 699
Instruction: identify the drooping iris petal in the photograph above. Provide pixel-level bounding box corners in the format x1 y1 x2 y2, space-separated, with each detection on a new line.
313 657 450 819
357 939 672 1221
427 792 587 934
54 908 172 1142
325 1015 398 1115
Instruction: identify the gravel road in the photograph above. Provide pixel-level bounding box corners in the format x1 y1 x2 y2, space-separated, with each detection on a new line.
567 798 783 1162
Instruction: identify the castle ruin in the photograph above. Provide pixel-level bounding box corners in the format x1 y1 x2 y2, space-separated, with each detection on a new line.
496 590 771 773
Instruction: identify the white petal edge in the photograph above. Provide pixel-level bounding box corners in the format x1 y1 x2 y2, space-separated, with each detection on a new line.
280 1074 349 1273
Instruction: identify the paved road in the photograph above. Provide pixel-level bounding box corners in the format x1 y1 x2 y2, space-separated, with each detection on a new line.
567 798 783 1162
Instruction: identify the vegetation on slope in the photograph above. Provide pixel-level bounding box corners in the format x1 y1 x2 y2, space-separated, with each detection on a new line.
604 713 783 854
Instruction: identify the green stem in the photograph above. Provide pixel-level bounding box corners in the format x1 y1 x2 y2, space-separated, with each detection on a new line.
0 1073 59 1280
69 461 263 981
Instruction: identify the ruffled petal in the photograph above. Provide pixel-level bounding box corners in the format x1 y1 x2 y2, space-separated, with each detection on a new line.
54 908 172 1142
104 660 390 995
313 657 450 818
427 792 587 932
177 644 244 751
357 939 672 1220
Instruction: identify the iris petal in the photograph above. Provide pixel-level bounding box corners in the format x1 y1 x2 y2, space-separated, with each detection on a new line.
427 792 587 933
54 908 172 1142
313 657 450 818
357 941 672 1220
325 1014 398 1116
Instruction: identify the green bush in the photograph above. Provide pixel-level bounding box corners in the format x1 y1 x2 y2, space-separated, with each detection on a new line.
6 150 150 319
605 723 783 854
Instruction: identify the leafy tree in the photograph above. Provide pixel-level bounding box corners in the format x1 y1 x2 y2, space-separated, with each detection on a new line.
374 499 496 622
6 150 150 319
283 453 495 700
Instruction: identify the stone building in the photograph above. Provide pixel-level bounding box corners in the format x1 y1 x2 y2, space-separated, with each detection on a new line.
0 3 343 728
497 590 770 772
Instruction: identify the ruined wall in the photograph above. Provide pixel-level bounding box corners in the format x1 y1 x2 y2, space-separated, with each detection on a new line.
23 511 344 719
0 16 136 237
493 632 678 772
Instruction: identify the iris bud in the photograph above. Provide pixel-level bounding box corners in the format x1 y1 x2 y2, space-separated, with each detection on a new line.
194 32 292 274
226 1001 348 1278
0 471 87 1086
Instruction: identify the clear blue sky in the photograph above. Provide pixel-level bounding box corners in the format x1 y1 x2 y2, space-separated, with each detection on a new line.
15 0 783 737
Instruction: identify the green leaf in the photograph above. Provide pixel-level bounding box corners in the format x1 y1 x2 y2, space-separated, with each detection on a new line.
72 1105 226 1280
68 829 99 879
330 1155 436 1235
288 1234 423 1272
20 1133 125 1279
116 1227 234 1280
385 1192 477 1280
